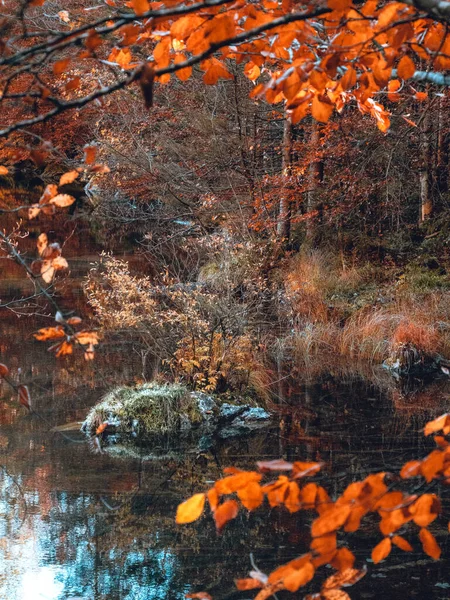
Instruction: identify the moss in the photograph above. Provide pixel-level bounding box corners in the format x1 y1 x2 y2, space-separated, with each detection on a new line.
400 264 450 294
84 382 203 435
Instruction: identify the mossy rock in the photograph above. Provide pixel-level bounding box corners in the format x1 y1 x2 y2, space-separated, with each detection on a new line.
82 382 204 437
82 383 271 451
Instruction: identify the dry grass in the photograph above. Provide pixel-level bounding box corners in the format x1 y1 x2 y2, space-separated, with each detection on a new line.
283 250 450 367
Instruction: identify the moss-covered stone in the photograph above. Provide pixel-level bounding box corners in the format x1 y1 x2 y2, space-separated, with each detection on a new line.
83 382 203 436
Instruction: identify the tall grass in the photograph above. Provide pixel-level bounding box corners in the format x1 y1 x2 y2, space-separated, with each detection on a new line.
283 250 450 367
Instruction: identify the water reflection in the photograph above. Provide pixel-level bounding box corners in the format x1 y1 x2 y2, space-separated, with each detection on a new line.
1 297 450 599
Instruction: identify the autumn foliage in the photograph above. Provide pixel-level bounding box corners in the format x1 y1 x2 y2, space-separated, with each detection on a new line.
176 414 450 599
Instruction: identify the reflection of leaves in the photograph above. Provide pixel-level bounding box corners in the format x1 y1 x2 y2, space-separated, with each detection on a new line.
17 385 31 410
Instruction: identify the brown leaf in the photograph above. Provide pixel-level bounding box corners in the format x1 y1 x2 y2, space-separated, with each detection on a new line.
28 204 41 219
50 194 76 208
37 233 48 256
41 242 62 260
140 63 155 109
322 567 366 590
39 185 58 205
74 331 99 346
83 145 97 165
176 493 206 524
0 363 9 377
18 385 31 410
41 261 55 284
34 326 66 341
67 316 82 326
371 537 392 564
214 499 239 530
52 256 69 271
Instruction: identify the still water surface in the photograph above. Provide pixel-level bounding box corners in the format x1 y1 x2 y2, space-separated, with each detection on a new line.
1 275 450 600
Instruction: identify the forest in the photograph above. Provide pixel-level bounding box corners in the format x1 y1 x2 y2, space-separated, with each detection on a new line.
0 1 449 599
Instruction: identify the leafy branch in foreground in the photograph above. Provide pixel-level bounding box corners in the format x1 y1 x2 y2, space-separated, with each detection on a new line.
0 0 450 138
176 414 450 599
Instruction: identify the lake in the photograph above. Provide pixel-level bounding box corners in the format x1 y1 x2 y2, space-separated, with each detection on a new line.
0 262 449 600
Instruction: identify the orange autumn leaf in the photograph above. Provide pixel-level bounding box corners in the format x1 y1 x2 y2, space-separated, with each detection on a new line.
185 593 212 600
311 95 334 123
397 55 415 79
310 532 337 558
176 493 206 524
410 494 441 527
235 578 264 591
34 326 66 341
202 58 234 85
214 499 239 530
400 459 422 479
392 535 413 552
0 363 9 377
415 91 428 102
207 488 219 512
96 422 108 435
420 450 445 482
330 547 355 571
283 561 315 592
55 340 73 357
424 413 450 436
311 504 351 537
268 555 312 584
237 481 264 510
321 591 351 600
419 528 441 559
129 0 149 16
371 537 392 564
215 471 261 494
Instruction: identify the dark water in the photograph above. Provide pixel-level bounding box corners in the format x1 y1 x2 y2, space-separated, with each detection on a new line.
1 275 450 599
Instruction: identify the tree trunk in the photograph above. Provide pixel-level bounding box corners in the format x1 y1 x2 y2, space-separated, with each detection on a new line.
420 108 433 222
436 96 449 195
276 111 293 240
306 120 324 240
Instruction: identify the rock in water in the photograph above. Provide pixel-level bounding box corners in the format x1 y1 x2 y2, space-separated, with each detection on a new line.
82 382 271 450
